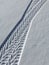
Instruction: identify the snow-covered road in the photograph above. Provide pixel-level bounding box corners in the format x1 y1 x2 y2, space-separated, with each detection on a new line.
0 0 49 65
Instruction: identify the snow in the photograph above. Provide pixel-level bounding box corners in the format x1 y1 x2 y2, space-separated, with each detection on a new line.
19 0 49 65
0 0 31 45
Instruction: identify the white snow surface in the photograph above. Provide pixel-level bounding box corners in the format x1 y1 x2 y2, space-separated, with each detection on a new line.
20 0 49 65
0 0 31 45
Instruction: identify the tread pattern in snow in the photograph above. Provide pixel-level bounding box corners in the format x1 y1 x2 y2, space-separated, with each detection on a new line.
0 0 47 65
